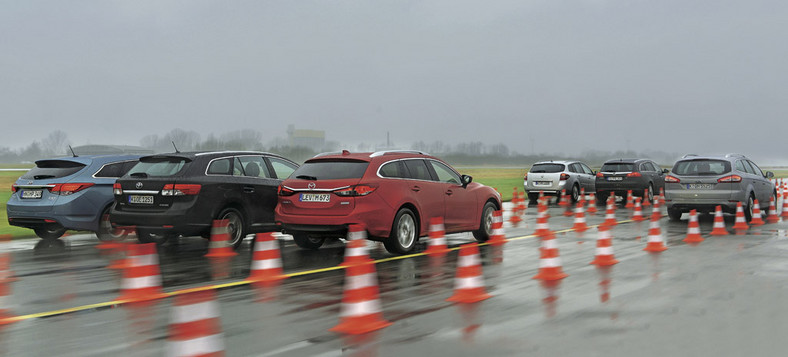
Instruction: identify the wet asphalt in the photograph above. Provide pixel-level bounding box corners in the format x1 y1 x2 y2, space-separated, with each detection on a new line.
2 200 788 357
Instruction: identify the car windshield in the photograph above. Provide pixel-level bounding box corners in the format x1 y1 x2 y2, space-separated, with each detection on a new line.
21 160 86 180
530 163 565 173
601 163 634 172
672 159 731 176
293 160 369 180
127 157 190 177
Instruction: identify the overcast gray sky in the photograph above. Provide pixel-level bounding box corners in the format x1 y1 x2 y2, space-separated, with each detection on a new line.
2 1 787 163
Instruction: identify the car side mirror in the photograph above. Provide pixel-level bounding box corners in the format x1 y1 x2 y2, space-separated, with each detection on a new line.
461 174 473 188
592 171 597 175
662 169 669 174
766 171 774 178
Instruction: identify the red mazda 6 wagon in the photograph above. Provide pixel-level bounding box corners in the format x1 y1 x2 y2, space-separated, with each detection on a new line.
275 150 502 254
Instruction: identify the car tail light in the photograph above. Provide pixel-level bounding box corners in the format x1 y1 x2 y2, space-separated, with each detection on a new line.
277 185 296 196
11 184 17 193
161 184 201 196
560 173 570 181
717 175 742 183
113 183 122 195
626 172 642 178
596 172 604 178
49 183 95 195
523 173 528 181
334 184 377 197
664 175 681 183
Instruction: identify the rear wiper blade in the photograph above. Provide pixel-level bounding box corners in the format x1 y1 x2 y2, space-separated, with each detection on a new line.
296 175 318 180
33 175 56 179
130 172 148 178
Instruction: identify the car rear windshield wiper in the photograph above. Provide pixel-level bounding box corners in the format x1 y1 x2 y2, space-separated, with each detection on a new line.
130 172 148 178
296 175 318 180
33 175 56 179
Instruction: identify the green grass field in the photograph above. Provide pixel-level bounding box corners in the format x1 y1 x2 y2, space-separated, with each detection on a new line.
0 170 36 238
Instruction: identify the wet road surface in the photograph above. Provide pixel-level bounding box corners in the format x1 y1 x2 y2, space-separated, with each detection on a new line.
2 201 788 356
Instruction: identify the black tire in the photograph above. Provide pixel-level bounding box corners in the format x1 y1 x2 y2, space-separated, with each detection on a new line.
473 202 497 242
96 206 127 242
527 193 539 204
596 192 608 205
646 183 654 204
667 208 682 221
744 194 755 222
217 208 246 249
384 208 418 255
136 228 172 245
292 232 325 250
35 226 67 240
570 184 580 203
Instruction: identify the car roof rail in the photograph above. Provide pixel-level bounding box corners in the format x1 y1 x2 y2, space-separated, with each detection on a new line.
682 154 699 158
369 150 429 157
725 153 746 158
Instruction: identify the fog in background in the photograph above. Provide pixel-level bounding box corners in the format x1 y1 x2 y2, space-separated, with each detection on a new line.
2 1 787 165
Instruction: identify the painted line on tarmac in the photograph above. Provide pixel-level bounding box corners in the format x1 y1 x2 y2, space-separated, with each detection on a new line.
0 217 639 325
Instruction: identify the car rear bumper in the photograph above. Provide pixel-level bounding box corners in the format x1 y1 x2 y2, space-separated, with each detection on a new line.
109 208 212 237
595 181 648 195
275 203 395 239
665 201 738 214
6 202 102 232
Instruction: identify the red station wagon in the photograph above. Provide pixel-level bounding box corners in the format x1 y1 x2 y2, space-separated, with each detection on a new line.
275 150 502 255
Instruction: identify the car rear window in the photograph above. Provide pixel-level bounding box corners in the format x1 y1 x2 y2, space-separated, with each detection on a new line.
293 160 369 180
601 163 635 172
673 160 731 176
127 157 190 177
530 163 565 173
21 160 86 180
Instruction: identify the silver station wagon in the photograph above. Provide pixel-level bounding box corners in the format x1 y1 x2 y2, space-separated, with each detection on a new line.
524 160 596 204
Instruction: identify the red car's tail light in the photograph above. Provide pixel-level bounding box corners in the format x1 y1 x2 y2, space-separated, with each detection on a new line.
596 172 604 178
11 184 17 193
49 183 95 195
277 185 296 196
626 172 642 178
334 184 377 197
161 184 201 196
560 173 570 181
718 175 742 183
113 183 122 195
664 175 681 183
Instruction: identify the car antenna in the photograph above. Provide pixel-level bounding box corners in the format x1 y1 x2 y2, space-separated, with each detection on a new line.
68 145 78 157
172 141 180 153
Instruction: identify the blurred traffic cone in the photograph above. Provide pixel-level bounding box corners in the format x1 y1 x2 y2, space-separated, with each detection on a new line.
96 223 127 252
782 193 788 219
330 261 392 334
533 232 568 281
587 192 598 215
558 190 569 207
710 205 729 236
767 196 780 224
539 280 562 318
750 200 765 226
643 212 668 252
533 200 552 237
625 190 634 209
572 201 588 232
249 233 285 287
118 243 166 302
425 217 449 257
341 224 372 267
590 225 619 266
107 227 135 270
642 188 651 207
731 202 749 231
596 266 613 303
509 189 523 227
632 197 644 222
0 280 14 326
0 235 16 284
447 243 492 303
683 209 704 245
167 290 225 356
517 191 526 215
488 211 506 246
603 194 618 227
205 219 238 258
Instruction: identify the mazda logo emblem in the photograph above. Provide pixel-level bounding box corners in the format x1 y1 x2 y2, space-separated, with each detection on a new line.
307 182 316 189
136 182 143 189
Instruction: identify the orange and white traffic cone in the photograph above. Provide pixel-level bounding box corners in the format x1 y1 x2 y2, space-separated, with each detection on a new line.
167 289 225 356
644 211 668 252
603 194 618 227
447 243 492 303
341 224 372 267
558 190 569 207
710 205 729 236
0 235 16 284
425 217 449 257
330 261 392 335
632 197 645 222
533 232 568 281
517 191 527 215
488 211 507 246
107 227 136 270
533 199 552 237
118 243 166 302
509 190 523 227
782 193 788 219
750 199 765 226
205 219 238 258
587 192 598 215
249 233 285 287
625 190 634 209
572 200 588 232
732 202 749 231
590 224 618 266
767 196 780 224
642 188 651 207
683 209 704 245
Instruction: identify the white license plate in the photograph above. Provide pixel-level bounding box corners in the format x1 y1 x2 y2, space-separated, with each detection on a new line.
21 190 43 199
687 184 714 190
607 177 623 181
300 193 331 202
129 195 154 204
534 181 552 186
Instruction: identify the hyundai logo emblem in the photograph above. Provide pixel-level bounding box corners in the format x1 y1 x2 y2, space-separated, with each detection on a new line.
308 182 316 189
136 182 143 189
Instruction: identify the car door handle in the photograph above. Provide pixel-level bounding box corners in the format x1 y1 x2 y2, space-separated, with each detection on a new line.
243 186 255 193
411 186 420 192
445 189 453 196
